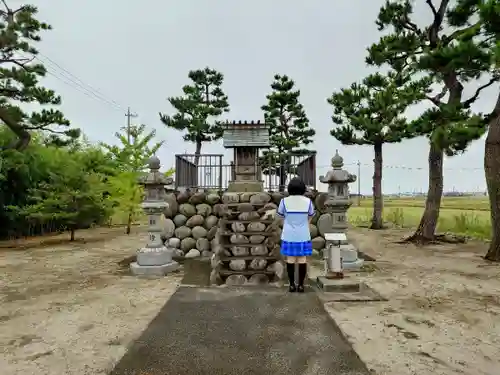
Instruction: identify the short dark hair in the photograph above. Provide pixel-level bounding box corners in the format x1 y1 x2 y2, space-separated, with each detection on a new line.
287 177 306 196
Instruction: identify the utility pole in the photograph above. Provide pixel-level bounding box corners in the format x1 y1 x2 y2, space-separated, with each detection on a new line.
125 107 138 143
357 160 361 206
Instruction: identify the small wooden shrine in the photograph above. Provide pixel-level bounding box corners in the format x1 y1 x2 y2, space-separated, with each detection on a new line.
222 120 270 192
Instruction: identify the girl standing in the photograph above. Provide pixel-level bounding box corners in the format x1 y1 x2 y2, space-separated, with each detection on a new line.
276 177 314 292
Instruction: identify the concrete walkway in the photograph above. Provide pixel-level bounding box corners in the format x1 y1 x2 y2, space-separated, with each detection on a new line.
109 286 370 375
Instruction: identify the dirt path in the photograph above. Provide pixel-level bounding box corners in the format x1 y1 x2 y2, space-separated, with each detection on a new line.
0 227 182 375
1 226 499 375
319 228 500 375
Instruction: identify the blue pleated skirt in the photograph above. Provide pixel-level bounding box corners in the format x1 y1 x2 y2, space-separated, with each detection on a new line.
280 240 313 257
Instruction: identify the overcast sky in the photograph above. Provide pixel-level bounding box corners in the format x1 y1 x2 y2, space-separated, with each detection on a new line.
30 0 497 194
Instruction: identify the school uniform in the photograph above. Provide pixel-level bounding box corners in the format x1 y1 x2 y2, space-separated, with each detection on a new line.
277 195 315 291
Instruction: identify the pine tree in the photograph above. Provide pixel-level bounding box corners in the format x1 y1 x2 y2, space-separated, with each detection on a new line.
101 124 163 233
159 67 230 165
368 0 495 243
261 74 315 191
478 0 500 261
22 162 109 241
0 2 78 151
328 69 427 229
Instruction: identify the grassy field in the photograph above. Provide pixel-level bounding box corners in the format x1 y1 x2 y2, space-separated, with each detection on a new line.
348 196 491 239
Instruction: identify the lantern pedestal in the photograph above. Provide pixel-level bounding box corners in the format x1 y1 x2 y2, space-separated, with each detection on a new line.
130 156 179 277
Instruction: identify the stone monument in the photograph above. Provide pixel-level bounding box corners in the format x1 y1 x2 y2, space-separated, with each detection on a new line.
130 156 180 276
210 120 285 286
318 150 363 273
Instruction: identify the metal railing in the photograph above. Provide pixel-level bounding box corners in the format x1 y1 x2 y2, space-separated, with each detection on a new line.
174 151 316 192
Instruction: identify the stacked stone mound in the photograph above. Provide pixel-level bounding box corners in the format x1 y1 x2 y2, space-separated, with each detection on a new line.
159 189 327 259
210 192 285 286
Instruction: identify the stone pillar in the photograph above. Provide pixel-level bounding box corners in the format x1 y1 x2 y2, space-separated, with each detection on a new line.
130 156 180 276
318 150 363 273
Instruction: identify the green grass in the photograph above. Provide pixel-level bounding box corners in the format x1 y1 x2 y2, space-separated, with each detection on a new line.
349 197 491 239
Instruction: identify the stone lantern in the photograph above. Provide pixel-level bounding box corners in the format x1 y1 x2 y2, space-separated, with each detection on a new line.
318 150 363 275
130 155 179 276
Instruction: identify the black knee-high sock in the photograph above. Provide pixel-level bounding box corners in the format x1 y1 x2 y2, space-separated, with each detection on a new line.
286 263 295 286
298 263 307 286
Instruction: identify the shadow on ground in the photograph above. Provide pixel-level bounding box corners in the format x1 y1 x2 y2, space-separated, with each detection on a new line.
108 286 370 375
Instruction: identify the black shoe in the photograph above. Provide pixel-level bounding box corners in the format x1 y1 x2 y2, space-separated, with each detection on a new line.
289 284 297 292
297 285 305 293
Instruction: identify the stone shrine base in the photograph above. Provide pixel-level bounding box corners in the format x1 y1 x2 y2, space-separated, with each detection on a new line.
130 261 179 276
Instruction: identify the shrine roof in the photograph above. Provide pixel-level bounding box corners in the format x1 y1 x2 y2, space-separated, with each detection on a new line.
222 120 270 148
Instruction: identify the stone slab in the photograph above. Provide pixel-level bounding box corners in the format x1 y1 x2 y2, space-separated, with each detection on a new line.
314 277 387 302
130 261 179 276
316 276 361 292
137 247 175 266
226 180 263 192
108 286 370 375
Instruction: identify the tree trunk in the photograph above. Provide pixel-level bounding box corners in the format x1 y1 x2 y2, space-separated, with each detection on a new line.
370 142 384 229
406 141 444 243
485 92 500 261
126 212 132 234
194 140 202 166
70 228 75 241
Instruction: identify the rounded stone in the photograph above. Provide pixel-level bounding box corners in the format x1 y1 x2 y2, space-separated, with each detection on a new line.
205 193 220 204
232 246 249 256
247 274 269 285
186 214 205 228
204 215 219 230
225 274 247 285
249 235 265 244
201 250 213 258
163 193 178 218
207 226 218 241
250 192 271 205
231 222 246 233
317 213 332 236
185 249 201 258
189 192 206 205
173 214 188 227
196 203 212 217
160 218 175 240
176 191 191 204
247 222 266 232
271 192 284 205
315 193 328 214
196 237 210 252
229 259 246 271
238 203 254 213
312 236 326 250
238 212 260 221
180 237 197 252
179 203 196 217
230 234 249 244
250 245 267 256
249 258 267 270
167 237 181 248
309 224 318 238
192 226 208 239
174 226 191 239
212 204 225 217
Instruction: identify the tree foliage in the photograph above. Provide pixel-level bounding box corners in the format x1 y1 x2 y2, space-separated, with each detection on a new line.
328 68 427 228
0 1 79 151
261 74 315 189
101 124 164 233
159 67 229 164
366 0 496 242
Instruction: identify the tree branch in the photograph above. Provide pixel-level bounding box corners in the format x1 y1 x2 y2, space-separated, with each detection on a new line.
426 86 448 106
462 77 499 108
426 0 438 17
